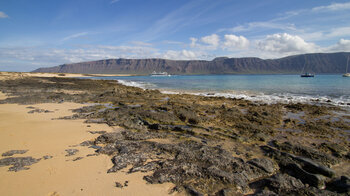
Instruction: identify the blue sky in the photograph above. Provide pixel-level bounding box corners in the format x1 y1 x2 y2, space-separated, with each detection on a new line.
0 0 350 71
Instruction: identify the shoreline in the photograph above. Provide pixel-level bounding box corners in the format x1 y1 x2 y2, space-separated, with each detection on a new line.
111 78 350 108
0 72 349 195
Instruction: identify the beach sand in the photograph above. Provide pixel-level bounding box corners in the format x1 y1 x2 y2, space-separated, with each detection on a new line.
0 71 132 81
0 92 175 196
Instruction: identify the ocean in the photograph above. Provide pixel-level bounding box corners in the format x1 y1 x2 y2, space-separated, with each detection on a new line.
91 74 350 107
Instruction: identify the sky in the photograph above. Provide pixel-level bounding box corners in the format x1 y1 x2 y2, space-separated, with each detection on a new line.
0 0 350 71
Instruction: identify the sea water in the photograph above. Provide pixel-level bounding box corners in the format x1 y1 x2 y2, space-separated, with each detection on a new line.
91 74 350 106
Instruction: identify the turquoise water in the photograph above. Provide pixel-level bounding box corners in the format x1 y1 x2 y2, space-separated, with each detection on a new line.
92 74 350 106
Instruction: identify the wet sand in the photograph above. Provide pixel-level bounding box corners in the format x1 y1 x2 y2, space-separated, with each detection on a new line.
0 92 175 196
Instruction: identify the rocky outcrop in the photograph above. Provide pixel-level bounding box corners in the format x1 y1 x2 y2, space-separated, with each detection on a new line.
33 52 350 74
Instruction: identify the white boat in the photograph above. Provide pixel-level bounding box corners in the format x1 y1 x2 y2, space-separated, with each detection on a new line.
343 56 350 77
150 71 171 76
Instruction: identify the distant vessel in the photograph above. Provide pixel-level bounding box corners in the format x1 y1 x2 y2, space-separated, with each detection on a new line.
343 56 350 77
300 55 314 77
150 71 171 76
300 72 315 77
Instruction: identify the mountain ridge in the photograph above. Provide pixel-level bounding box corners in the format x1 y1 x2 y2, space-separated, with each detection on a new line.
33 52 350 74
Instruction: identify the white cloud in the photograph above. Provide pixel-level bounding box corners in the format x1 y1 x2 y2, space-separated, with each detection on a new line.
312 2 350 12
190 37 198 48
200 34 219 48
130 41 152 46
110 0 120 4
223 34 249 50
257 33 318 55
224 22 296 33
297 26 350 42
163 50 199 60
326 26 350 38
162 40 184 45
0 11 8 18
163 49 214 60
188 34 221 50
0 44 214 71
62 32 88 42
328 39 350 52
0 45 159 68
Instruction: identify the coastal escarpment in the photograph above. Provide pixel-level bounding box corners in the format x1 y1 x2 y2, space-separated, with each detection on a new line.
0 74 349 195
33 52 350 74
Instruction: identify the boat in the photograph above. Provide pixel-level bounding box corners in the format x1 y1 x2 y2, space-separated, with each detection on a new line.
300 55 315 77
343 56 350 77
150 71 171 76
300 72 314 77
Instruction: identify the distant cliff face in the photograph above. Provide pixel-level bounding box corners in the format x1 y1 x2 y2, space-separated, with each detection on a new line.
33 52 350 74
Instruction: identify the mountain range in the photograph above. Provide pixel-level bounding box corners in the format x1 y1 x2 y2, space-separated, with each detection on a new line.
33 52 350 75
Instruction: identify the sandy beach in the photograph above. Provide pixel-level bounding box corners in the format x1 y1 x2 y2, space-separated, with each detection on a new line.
0 71 133 81
0 92 175 196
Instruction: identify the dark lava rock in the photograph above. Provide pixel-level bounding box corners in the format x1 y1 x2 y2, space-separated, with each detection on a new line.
263 173 304 193
115 182 123 188
122 130 166 140
43 155 53 160
80 140 94 146
95 132 123 144
0 156 41 172
73 157 83 161
327 176 350 193
260 145 339 189
272 141 338 166
319 142 349 158
261 145 335 180
284 163 326 189
128 161 160 173
251 132 268 142
28 109 53 113
247 158 276 173
2 150 28 157
84 119 106 124
94 130 277 194
253 190 278 196
88 131 107 134
183 185 204 196
65 149 79 156
115 181 129 188
95 143 116 155
175 107 201 125
86 153 98 157
161 124 193 133
142 141 272 193
215 188 243 196
107 153 148 173
293 156 335 178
